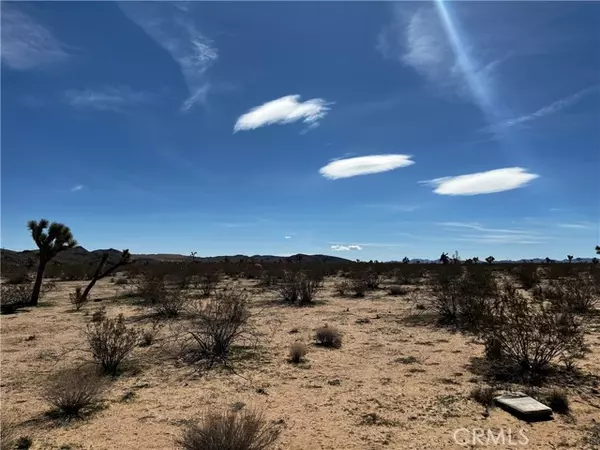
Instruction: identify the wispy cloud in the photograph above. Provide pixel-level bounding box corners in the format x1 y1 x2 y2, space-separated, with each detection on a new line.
71 184 83 192
1 3 70 70
421 167 539 196
320 154 414 180
493 85 600 131
378 4 502 116
363 204 420 212
63 86 153 112
118 2 217 111
331 244 362 252
557 222 595 230
234 95 331 132
439 221 547 245
284 235 292 239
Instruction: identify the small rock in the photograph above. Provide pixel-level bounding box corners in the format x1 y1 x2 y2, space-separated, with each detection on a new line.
256 388 268 395
328 379 341 386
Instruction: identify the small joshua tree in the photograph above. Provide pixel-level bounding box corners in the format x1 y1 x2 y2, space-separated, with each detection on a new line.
28 219 77 306
567 255 573 264
485 256 495 265
596 245 600 255
402 257 410 264
440 252 450 265
80 250 131 302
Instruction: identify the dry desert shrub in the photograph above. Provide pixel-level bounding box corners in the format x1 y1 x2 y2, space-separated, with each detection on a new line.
69 286 86 310
315 325 342 348
0 283 31 314
288 342 307 364
389 285 408 296
186 289 251 368
0 418 17 450
481 283 585 380
85 314 139 375
178 409 280 450
153 287 188 318
535 273 599 314
469 385 496 407
42 366 105 418
274 271 322 306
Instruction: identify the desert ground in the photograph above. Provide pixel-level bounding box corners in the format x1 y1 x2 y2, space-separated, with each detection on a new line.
2 274 600 450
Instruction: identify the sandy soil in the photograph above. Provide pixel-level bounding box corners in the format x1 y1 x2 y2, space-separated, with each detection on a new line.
2 277 599 449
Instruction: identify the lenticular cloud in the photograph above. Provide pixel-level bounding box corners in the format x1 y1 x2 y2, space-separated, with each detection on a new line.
319 154 414 180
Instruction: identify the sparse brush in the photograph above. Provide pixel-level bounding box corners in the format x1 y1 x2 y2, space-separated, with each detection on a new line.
333 280 350 297
315 325 342 348
153 288 188 318
69 286 86 310
0 417 17 450
350 279 367 298
545 388 570 414
42 366 105 418
288 342 307 363
187 289 251 368
139 322 161 347
0 283 31 314
178 409 280 450
85 314 139 375
389 285 408 296
470 385 496 407
481 283 585 381
90 308 106 323
274 271 322 306
545 273 599 314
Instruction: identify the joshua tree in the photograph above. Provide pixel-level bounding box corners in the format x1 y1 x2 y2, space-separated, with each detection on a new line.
596 245 600 255
28 219 77 306
593 257 599 266
402 257 410 264
567 255 573 263
485 256 495 265
80 250 131 301
545 257 553 264
190 251 197 261
473 256 480 264
440 252 450 265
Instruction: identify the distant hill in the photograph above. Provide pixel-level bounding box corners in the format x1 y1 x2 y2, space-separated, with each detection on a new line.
0 247 352 269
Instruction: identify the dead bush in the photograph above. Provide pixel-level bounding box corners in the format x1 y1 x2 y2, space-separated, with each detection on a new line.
153 288 188 318
274 271 322 306
427 267 497 331
85 314 139 375
0 283 31 314
178 409 280 450
481 283 585 380
389 285 408 296
349 278 367 298
545 388 570 414
470 385 496 407
197 272 221 297
42 366 105 418
542 273 599 314
315 325 342 348
511 264 541 289
186 290 251 368
333 280 351 297
288 342 307 364
69 286 86 310
135 274 168 304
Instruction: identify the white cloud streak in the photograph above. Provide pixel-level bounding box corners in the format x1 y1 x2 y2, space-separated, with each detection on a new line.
440 221 547 244
557 223 595 230
118 2 217 111
284 235 292 239
71 185 83 192
331 244 362 252
64 86 153 111
1 3 70 70
422 167 539 195
494 85 600 130
320 154 414 180
234 95 331 132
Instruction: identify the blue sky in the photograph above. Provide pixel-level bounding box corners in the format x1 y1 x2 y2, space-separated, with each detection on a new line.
1 1 599 261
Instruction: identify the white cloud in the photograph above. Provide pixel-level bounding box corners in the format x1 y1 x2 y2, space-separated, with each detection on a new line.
494 85 599 131
1 3 70 70
557 223 594 230
438 222 538 235
331 244 362 252
320 154 414 180
377 4 501 113
234 95 331 132
439 221 547 244
118 2 217 111
422 167 539 196
71 185 83 192
64 86 153 111
284 235 292 239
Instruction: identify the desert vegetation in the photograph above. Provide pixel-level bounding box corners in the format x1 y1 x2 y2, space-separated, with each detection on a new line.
1 221 599 449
